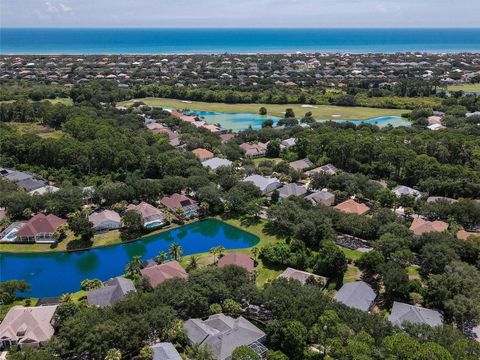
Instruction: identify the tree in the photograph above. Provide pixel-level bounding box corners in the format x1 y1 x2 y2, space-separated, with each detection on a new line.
381 261 409 305
222 298 243 316
313 241 347 279
356 250 385 278
80 279 102 291
259 107 267 115
168 242 183 261
251 247 259 262
125 256 143 280
266 140 280 158
154 251 169 264
284 108 295 118
139 347 153 360
68 211 94 242
60 293 73 303
188 255 199 271
262 119 273 128
0 280 30 305
210 246 220 264
120 209 144 241
53 223 69 242
209 303 222 315
186 344 215 360
200 201 210 216
232 345 260 360
104 349 122 360
383 333 420 360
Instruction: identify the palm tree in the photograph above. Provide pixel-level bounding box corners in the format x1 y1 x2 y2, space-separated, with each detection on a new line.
105 349 122 360
188 255 199 271
168 242 183 261
154 251 168 264
186 344 215 360
251 247 259 262
216 246 225 258
60 293 73 303
210 246 219 264
125 255 143 279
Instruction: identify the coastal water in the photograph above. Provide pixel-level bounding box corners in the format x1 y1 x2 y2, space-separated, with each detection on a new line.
1 28 480 54
0 219 259 297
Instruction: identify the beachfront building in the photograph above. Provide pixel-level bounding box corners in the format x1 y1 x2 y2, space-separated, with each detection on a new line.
140 260 188 288
160 193 200 218
126 202 166 228
15 213 67 243
88 209 122 232
243 175 282 194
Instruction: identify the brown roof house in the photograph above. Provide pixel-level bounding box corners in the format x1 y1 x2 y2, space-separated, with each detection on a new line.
141 260 188 288
305 163 338 177
457 230 480 241
218 253 255 272
15 213 66 243
409 218 448 236
289 158 313 171
334 199 370 215
0 305 57 350
239 142 267 158
305 190 335 206
126 202 165 228
192 148 214 162
88 209 122 232
160 193 200 218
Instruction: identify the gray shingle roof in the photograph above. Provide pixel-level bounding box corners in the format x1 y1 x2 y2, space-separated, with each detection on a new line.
151 342 182 360
87 277 136 307
184 314 266 360
243 175 281 194
278 183 307 198
389 302 443 327
393 185 421 198
202 157 233 170
334 281 376 312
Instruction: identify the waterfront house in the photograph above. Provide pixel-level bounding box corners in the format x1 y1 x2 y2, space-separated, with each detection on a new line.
243 175 282 194
15 213 67 243
140 260 188 288
150 342 182 360
88 209 122 232
389 302 443 327
239 142 267 157
218 253 255 272
277 183 308 200
409 218 448 236
87 277 136 307
305 163 338 177
202 157 233 171
160 193 200 217
278 267 328 288
126 202 166 227
305 190 335 206
0 305 57 350
289 158 313 171
392 185 421 198
334 281 376 312
334 199 370 215
183 313 267 360
192 148 214 161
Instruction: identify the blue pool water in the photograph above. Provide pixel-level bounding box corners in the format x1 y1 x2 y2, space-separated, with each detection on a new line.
0 219 259 297
144 221 164 229
1 28 480 54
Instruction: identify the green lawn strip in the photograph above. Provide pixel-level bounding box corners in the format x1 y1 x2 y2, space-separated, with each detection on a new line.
343 265 361 283
447 83 480 92
8 121 64 139
0 97 72 105
252 157 283 166
340 247 364 261
118 97 407 120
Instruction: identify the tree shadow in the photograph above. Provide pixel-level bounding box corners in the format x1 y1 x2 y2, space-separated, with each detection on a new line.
66 238 93 251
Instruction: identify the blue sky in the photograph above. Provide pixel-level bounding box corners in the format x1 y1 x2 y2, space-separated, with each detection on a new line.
1 0 479 28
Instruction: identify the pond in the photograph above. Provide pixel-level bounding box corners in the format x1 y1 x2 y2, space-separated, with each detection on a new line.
0 219 259 298
191 111 410 131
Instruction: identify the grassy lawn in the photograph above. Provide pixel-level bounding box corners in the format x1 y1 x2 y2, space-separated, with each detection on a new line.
447 83 480 92
8 122 64 139
252 157 283 166
343 265 361 283
340 247 364 261
0 97 73 105
118 97 407 120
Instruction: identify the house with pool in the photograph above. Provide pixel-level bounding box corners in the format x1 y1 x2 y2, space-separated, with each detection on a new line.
160 193 200 218
126 202 166 228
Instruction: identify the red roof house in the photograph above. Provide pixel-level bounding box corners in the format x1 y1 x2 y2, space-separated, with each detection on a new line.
217 253 255 272
140 261 188 288
334 199 370 215
15 213 66 243
160 193 200 217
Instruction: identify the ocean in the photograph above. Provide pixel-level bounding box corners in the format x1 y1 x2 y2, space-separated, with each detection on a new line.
1 28 480 54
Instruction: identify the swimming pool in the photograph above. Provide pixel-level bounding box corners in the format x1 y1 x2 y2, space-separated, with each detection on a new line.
144 221 164 229
0 219 259 297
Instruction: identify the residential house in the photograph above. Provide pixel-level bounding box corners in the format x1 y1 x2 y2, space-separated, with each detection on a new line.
15 213 67 243
289 158 313 171
393 185 421 198
243 175 281 194
87 277 136 307
126 202 165 227
0 222 25 242
426 196 457 204
277 183 308 200
219 133 235 143
88 209 122 232
427 123 446 130
202 157 233 171
280 138 296 149
334 281 377 312
389 302 443 327
305 190 335 206
192 148 215 161
278 267 328 288
140 260 188 288
457 230 480 241
28 185 60 196
409 218 448 236
305 163 338 177
150 342 182 360
0 168 47 192
239 142 267 157
0 305 57 350
160 193 200 217
334 199 370 215
183 313 267 360
218 253 254 272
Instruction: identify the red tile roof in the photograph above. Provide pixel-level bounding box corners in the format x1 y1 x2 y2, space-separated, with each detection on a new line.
410 218 448 236
192 148 214 161
334 199 370 215
457 230 480 241
217 253 254 272
140 261 188 288
16 213 66 237
160 193 196 210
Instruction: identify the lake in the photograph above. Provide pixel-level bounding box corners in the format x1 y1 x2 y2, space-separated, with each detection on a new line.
0 219 259 297
192 111 410 130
